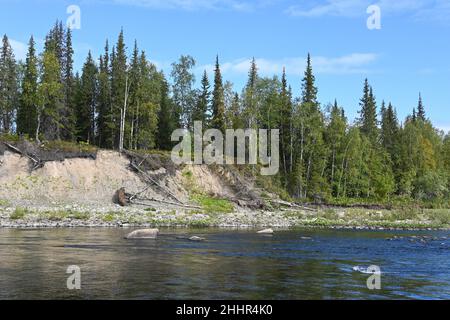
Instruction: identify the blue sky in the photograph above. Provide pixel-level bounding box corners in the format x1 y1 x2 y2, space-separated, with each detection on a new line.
1 0 449 132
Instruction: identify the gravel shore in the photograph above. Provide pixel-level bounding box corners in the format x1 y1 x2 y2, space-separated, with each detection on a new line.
1 202 448 231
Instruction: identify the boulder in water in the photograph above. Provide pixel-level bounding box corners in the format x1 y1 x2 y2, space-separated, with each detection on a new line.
257 228 274 234
189 236 205 242
125 228 159 239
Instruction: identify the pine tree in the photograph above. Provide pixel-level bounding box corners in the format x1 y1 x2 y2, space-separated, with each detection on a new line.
0 34 18 134
17 36 38 136
211 55 226 132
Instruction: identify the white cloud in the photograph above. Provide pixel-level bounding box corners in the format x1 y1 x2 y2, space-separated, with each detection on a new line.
9 39 27 62
286 0 447 21
198 53 378 76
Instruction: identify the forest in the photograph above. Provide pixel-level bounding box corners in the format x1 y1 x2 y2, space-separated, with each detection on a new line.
1 22 449 206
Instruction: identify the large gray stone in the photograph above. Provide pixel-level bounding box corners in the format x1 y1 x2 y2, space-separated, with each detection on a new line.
257 228 274 234
125 228 159 239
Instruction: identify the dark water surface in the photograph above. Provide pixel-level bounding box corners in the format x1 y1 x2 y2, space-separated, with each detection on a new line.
0 228 449 299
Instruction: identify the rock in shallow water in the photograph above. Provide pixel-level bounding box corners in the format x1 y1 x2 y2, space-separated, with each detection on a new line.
257 228 274 234
125 229 159 239
189 236 205 241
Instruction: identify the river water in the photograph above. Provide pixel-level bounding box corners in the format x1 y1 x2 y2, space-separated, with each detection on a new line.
0 228 449 299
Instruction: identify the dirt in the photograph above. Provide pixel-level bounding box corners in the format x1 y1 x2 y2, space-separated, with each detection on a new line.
0 143 261 209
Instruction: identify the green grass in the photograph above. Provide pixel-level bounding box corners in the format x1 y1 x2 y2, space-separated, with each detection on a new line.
102 212 120 222
285 207 450 229
0 133 21 142
43 140 97 153
42 210 69 221
68 211 90 220
191 194 235 214
0 199 10 207
10 207 28 220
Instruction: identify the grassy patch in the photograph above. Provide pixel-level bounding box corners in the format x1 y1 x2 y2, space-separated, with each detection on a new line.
0 199 10 207
188 218 214 228
43 140 97 153
42 210 69 221
102 212 121 222
10 207 28 220
191 194 235 214
68 211 90 220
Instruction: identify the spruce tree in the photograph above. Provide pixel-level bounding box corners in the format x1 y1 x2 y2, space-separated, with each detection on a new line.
76 51 98 143
0 34 18 134
36 50 63 141
211 55 226 132
17 36 38 136
279 67 292 182
62 27 75 140
97 40 111 148
193 70 210 125
358 79 378 143
157 77 175 150
417 93 426 121
110 29 128 149
243 57 258 128
301 53 318 106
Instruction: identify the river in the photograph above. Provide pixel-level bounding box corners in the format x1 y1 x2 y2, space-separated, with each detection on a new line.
0 228 449 299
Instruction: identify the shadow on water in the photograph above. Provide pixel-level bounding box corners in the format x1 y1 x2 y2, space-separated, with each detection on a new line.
0 228 449 299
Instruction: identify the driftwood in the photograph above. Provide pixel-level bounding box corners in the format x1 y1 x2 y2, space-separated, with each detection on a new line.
130 162 183 204
121 149 184 205
269 199 317 212
131 198 201 209
2 142 43 170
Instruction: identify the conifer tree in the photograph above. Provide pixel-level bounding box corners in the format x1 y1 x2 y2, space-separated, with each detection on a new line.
358 79 378 143
211 55 226 132
75 51 98 143
97 40 111 148
0 34 18 133
36 50 63 141
157 77 175 150
417 93 426 121
17 36 38 136
193 70 210 125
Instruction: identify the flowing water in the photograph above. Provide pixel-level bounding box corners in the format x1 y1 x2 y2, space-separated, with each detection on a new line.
0 228 449 299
